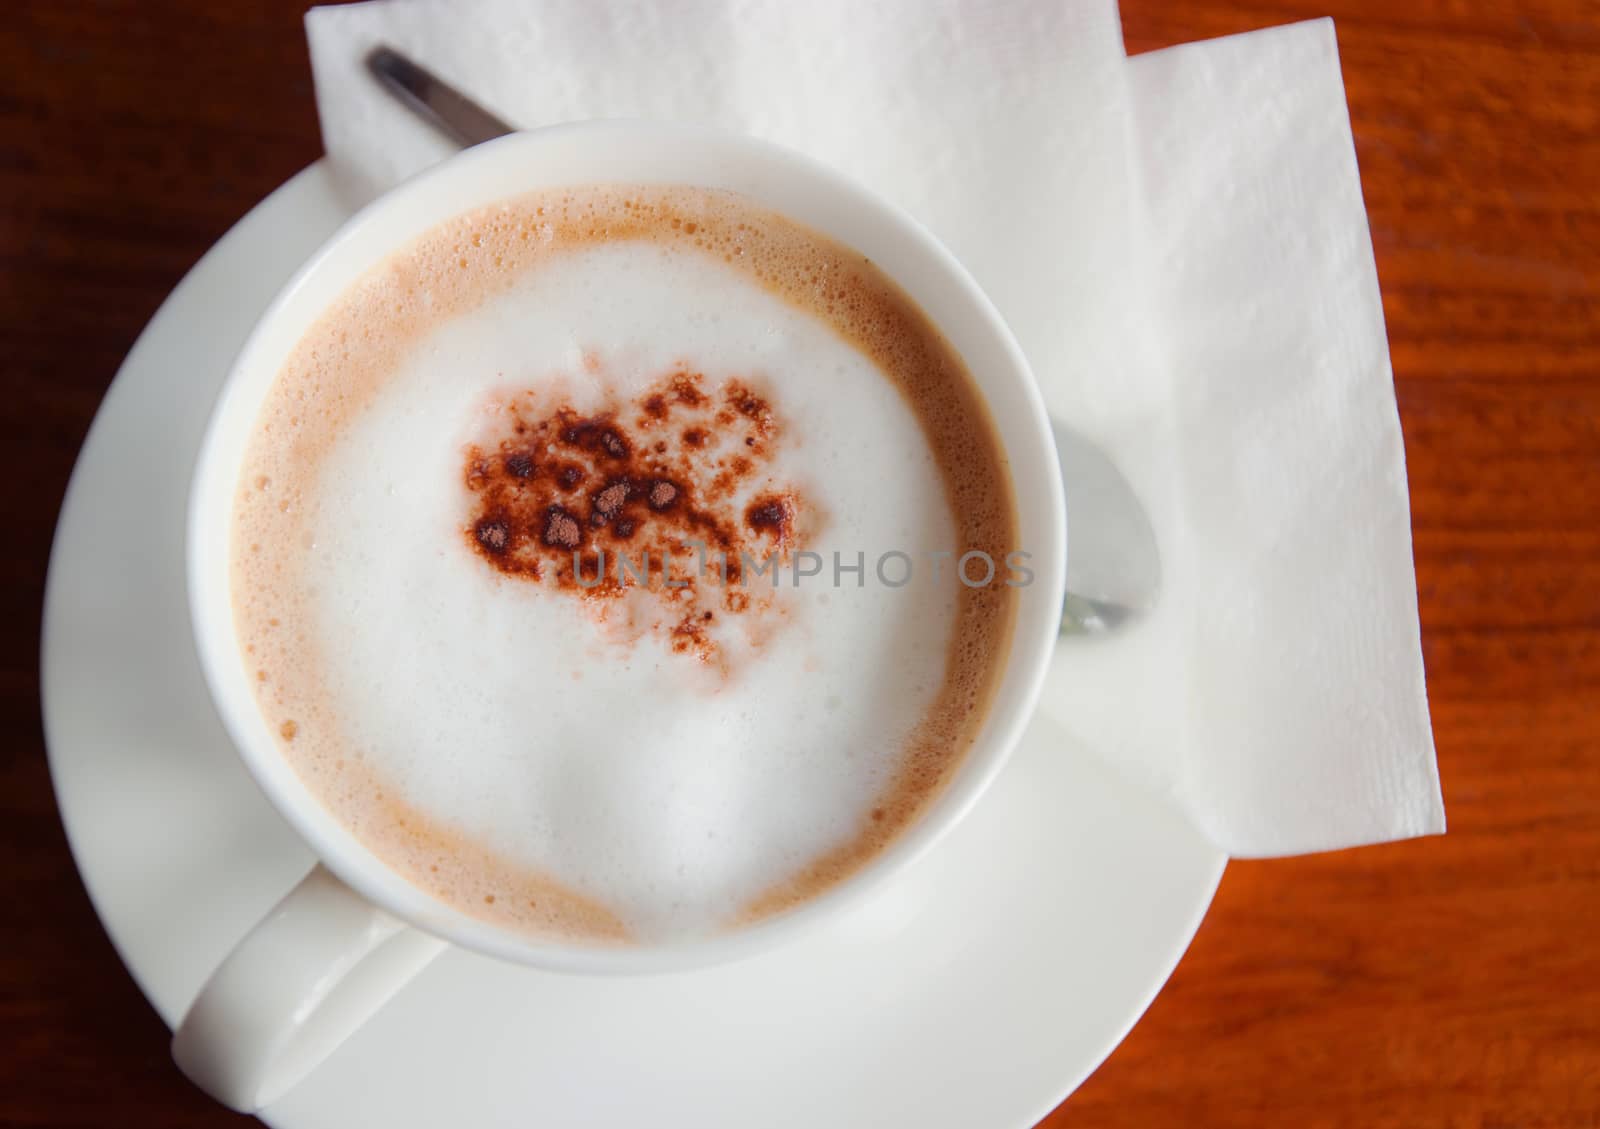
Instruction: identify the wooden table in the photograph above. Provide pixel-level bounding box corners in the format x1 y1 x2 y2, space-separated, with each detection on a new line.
3 2 1596 1125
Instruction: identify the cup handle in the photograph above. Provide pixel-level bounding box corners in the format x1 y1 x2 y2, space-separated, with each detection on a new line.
171 864 447 1112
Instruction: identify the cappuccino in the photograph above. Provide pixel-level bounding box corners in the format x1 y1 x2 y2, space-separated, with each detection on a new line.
232 185 1017 943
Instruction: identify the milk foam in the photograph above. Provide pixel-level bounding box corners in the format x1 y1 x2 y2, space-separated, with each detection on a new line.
233 187 1015 943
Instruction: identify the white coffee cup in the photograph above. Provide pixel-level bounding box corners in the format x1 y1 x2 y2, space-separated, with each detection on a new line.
175 121 1066 1112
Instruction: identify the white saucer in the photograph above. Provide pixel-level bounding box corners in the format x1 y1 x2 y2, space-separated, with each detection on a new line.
41 162 1225 1128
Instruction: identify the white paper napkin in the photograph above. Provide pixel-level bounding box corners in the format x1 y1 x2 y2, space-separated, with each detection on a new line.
304 0 1444 856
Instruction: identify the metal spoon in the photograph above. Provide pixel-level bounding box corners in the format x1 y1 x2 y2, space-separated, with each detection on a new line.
365 46 1161 635
366 48 516 146
1052 421 1160 634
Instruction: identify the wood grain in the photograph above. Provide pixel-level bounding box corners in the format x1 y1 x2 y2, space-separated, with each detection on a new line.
2 2 1596 1126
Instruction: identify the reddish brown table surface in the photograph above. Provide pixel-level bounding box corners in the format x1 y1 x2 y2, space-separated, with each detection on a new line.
3 2 1597 1126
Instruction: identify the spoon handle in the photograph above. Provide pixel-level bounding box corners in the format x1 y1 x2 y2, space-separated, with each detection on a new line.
365 46 516 147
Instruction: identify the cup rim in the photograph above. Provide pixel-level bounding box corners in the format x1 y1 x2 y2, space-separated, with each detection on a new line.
187 119 1066 974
